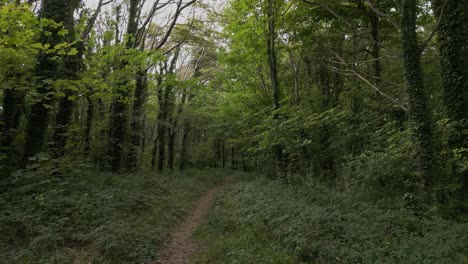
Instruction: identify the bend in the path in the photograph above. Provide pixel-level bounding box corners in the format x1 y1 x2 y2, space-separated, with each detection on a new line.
155 177 230 264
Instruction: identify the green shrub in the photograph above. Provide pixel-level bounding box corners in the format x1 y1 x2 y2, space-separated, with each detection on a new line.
196 179 468 264
0 160 224 264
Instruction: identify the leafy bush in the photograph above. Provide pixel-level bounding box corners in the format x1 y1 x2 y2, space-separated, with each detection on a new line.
0 161 224 264
341 126 415 200
196 179 468 264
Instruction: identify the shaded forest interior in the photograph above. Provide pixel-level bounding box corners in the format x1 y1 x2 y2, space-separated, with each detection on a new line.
0 0 467 263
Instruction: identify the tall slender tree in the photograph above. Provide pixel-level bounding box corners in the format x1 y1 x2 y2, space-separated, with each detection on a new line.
266 0 285 178
157 48 180 172
400 0 433 188
432 0 467 195
23 0 81 161
53 0 110 156
108 0 139 172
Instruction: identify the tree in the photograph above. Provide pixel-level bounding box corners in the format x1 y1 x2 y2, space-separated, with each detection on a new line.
400 0 433 189
23 0 81 162
52 0 110 157
125 0 196 170
0 1 39 170
156 48 180 172
432 0 467 195
265 0 286 178
108 0 140 172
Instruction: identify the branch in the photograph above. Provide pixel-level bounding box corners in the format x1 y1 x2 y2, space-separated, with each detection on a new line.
364 0 400 32
353 69 407 111
81 0 114 41
168 46 181 74
154 0 196 51
302 0 360 31
419 0 448 53
162 19 195 55
330 53 408 112
163 39 186 55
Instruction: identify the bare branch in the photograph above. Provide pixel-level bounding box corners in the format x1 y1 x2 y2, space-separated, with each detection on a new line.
81 0 114 41
419 0 448 53
154 0 196 51
302 0 360 31
330 53 408 112
364 0 400 32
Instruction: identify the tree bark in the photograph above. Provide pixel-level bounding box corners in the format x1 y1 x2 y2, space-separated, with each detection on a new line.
266 0 285 178
433 0 468 197
151 71 164 170
84 96 94 155
369 0 382 86
178 126 191 171
23 0 80 161
0 78 24 172
156 49 179 172
167 88 187 171
401 0 433 188
1 81 23 152
157 84 171 172
222 140 226 168
108 0 139 172
127 69 148 169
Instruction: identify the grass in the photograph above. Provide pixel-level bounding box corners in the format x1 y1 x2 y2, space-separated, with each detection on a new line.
0 167 225 264
194 176 468 264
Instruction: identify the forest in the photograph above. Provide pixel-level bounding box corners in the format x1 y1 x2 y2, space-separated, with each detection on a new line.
0 0 467 263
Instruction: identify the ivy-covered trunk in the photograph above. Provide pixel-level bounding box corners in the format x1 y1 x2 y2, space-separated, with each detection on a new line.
400 0 433 188
84 96 94 155
156 49 179 172
156 86 169 172
178 125 191 171
151 73 164 171
127 69 148 169
167 88 187 171
368 0 381 86
23 0 80 161
266 0 285 179
108 0 139 172
433 0 468 200
0 80 24 168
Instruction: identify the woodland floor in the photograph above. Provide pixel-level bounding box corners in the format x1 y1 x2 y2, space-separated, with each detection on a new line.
155 176 231 264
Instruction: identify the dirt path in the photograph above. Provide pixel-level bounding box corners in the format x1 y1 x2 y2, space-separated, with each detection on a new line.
155 177 230 264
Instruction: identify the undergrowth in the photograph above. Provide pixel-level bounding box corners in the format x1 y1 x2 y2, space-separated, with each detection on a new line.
195 177 468 264
0 163 224 264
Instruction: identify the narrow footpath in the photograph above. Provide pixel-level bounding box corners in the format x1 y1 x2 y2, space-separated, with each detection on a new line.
155 177 230 264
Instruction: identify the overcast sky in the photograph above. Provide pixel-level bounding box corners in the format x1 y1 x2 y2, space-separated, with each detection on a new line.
83 0 225 15
81 0 225 30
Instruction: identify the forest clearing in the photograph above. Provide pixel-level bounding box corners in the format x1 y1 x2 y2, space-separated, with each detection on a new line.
0 0 467 263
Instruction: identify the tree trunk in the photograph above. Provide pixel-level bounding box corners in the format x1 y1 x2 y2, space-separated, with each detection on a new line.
222 140 226 168
266 0 285 178
127 69 148 169
156 49 179 172
0 80 24 172
157 85 171 172
231 146 235 169
151 71 164 170
52 41 82 156
433 0 468 199
167 88 187 171
167 131 175 170
108 0 139 172
23 0 80 162
178 126 190 171
401 0 433 188
1 83 23 152
84 96 94 155
165 89 177 171
369 0 381 85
